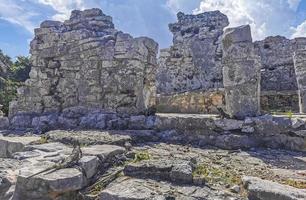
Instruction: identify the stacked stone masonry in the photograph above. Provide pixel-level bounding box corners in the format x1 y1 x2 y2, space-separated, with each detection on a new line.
9 8 158 118
157 12 306 113
222 25 261 119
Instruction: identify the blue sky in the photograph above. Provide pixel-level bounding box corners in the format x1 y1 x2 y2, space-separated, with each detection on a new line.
0 0 306 59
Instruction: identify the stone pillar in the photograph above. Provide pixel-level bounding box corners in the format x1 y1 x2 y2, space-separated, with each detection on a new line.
293 49 306 113
222 25 261 119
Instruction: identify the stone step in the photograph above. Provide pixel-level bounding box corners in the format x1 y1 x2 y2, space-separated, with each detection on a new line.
124 158 195 184
155 114 306 151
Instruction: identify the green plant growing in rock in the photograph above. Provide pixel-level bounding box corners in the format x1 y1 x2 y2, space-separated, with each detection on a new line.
133 151 151 163
286 110 293 119
38 135 49 144
193 163 241 186
283 179 306 189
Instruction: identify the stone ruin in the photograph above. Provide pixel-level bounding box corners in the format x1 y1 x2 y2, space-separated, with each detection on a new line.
0 8 306 200
157 12 306 114
9 8 158 119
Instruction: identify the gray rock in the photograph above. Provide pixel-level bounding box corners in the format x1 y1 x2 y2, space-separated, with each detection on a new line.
31 113 59 133
170 162 193 184
222 25 252 45
0 117 9 129
124 159 194 184
82 144 126 161
222 25 261 119
99 177 241 200
14 167 85 200
10 114 33 129
243 176 306 200
0 136 40 158
80 112 106 129
79 156 99 179
214 119 243 131
129 115 147 130
47 130 131 146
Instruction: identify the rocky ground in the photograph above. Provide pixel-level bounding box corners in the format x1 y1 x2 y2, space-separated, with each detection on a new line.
0 129 305 200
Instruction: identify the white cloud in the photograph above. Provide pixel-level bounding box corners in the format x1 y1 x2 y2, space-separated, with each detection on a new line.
0 0 37 32
193 0 301 41
37 0 86 21
287 0 301 11
291 20 306 38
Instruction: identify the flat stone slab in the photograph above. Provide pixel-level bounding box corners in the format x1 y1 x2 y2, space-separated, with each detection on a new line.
243 176 306 200
47 130 131 146
25 142 72 155
124 159 194 184
14 167 85 199
82 144 126 161
0 136 41 158
99 177 242 200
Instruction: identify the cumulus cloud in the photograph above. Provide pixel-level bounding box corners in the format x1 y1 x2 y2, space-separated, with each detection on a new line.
291 20 306 38
193 0 301 41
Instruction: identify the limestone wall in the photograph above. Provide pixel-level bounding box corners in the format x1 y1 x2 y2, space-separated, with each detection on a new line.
157 11 306 114
9 9 158 117
157 11 229 94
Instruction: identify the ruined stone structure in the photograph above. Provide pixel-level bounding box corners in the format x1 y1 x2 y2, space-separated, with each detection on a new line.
9 9 158 118
157 11 229 94
222 25 261 119
1 8 306 200
157 13 306 114
255 36 306 112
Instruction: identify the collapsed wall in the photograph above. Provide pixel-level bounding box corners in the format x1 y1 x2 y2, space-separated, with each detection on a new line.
157 11 229 93
255 36 306 112
157 11 306 114
157 11 229 113
9 9 158 121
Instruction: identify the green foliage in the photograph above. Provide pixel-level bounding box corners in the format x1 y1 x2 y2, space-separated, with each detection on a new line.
133 151 151 163
0 77 21 115
193 163 241 186
8 56 31 82
0 50 31 116
286 110 293 119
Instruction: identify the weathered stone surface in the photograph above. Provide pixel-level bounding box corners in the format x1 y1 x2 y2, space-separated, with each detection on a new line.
155 113 306 151
243 176 306 200
82 144 125 161
157 11 229 94
99 177 241 200
294 49 306 113
9 8 158 122
79 156 99 179
0 117 9 129
156 90 224 114
222 25 261 119
47 130 131 146
0 136 40 158
14 167 85 200
124 159 194 184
